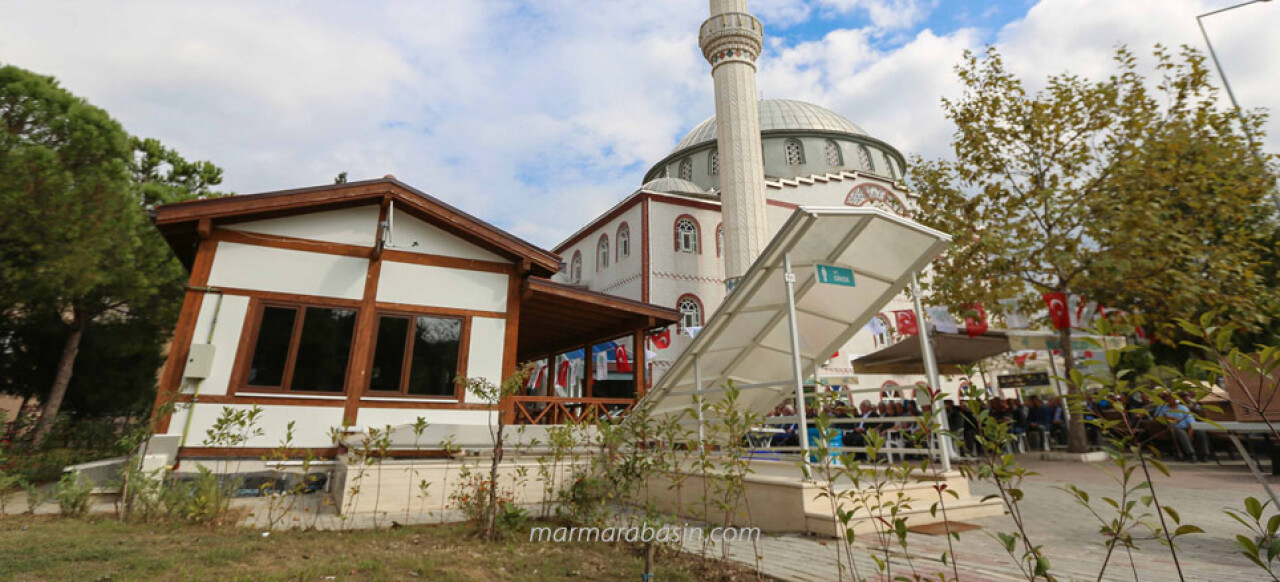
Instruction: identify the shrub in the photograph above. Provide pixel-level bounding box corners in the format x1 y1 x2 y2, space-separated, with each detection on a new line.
53 471 93 517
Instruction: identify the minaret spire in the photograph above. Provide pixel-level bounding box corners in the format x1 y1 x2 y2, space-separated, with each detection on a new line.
700 0 767 288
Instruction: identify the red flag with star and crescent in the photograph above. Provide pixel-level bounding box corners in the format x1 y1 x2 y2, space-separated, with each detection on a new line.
647 329 671 350
893 310 919 335
1043 292 1070 330
964 303 988 338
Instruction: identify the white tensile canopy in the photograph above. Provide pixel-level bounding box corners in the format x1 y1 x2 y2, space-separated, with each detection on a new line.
639 207 952 423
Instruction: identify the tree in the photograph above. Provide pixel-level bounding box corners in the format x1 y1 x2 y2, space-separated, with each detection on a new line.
0 66 224 444
910 46 1276 453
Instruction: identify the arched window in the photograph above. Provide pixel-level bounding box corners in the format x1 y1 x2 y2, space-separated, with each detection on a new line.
857 144 876 172
596 235 609 271
709 148 719 176
570 251 583 283
824 139 843 166
715 223 724 257
677 295 703 329
785 139 805 166
674 216 700 254
679 157 693 181
616 223 630 260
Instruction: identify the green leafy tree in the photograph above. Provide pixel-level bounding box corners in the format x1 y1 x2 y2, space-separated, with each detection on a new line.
0 66 224 444
910 46 1276 453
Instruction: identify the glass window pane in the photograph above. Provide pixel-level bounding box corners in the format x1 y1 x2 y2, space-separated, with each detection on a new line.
247 306 296 387
291 307 357 392
407 316 462 397
369 316 410 392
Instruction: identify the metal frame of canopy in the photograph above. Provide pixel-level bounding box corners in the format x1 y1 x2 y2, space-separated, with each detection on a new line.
637 206 952 471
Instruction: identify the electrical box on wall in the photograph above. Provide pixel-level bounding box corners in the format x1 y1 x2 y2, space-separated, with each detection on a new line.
183 343 216 379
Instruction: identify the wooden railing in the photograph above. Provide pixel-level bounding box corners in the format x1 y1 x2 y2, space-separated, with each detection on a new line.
508 396 636 425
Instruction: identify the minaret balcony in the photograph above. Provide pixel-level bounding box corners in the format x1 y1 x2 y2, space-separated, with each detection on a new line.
698 12 763 64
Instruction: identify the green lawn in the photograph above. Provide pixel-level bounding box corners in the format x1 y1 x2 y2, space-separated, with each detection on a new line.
0 515 763 581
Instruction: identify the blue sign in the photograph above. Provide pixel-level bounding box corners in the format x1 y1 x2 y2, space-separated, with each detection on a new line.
815 263 856 287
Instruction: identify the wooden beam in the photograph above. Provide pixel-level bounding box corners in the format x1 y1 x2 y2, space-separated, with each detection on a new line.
152 238 218 433
341 201 388 426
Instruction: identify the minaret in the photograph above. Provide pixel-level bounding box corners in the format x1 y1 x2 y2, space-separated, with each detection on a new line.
699 0 767 289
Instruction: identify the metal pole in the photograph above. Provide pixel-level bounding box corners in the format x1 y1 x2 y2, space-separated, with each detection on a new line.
783 254 813 479
911 274 951 472
1196 0 1280 213
694 355 705 446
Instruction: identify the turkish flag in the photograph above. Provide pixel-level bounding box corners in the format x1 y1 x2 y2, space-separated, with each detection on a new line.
1014 353 1030 368
1043 292 1070 330
648 329 671 350
615 345 631 372
894 310 919 335
964 303 988 338
556 360 570 388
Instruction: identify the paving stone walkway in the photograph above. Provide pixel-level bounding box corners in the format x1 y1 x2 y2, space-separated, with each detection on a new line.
690 457 1278 581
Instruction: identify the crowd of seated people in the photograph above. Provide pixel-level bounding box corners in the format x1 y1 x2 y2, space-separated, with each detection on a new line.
763 398 929 455
942 396 1067 455
1083 390 1213 462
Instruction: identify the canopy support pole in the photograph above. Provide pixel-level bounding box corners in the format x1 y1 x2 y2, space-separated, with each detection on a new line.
694 354 705 446
911 273 951 473
784 253 813 479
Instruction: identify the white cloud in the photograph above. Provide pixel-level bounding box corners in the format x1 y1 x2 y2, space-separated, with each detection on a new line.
0 0 1276 250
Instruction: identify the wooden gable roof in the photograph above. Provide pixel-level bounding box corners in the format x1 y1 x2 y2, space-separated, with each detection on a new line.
152 178 561 277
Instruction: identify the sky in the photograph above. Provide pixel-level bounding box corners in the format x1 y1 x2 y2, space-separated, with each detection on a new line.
2 0 1278 248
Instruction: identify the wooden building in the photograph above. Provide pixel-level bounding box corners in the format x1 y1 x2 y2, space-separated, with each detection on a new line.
149 177 678 459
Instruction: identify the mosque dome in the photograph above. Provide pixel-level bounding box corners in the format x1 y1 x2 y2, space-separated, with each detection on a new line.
644 99 906 190
673 99 868 151
640 177 706 196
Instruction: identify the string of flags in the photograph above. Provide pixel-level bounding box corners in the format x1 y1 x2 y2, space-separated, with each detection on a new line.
863 293 1146 342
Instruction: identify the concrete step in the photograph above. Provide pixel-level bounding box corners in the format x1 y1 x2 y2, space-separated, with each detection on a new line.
804 496 1005 537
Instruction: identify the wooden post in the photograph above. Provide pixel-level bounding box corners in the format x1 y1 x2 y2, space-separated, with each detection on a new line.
633 329 646 399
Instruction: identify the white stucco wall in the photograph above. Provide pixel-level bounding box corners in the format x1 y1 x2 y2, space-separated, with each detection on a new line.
179 294 250 398
170 402 347 449
208 242 369 300
386 208 506 262
222 205 379 246
377 262 508 312
553 201 644 302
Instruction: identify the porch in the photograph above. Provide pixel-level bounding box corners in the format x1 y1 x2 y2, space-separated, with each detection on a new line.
510 277 680 424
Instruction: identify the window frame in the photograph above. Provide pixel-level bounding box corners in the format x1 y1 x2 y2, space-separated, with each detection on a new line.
824 139 843 166
232 298 361 395
677 294 703 330
785 138 806 166
674 215 701 254
616 223 630 261
678 157 693 181
364 309 469 401
570 251 583 283
596 234 610 271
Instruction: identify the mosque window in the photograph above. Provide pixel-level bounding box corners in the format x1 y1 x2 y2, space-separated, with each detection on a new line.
674 216 700 254
570 252 583 283
857 144 876 173
709 148 719 176
616 223 630 260
715 223 723 257
679 157 693 181
824 140 843 166
677 295 703 330
785 139 805 166
597 235 609 271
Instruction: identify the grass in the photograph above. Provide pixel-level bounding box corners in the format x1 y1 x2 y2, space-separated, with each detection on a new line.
0 515 767 581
